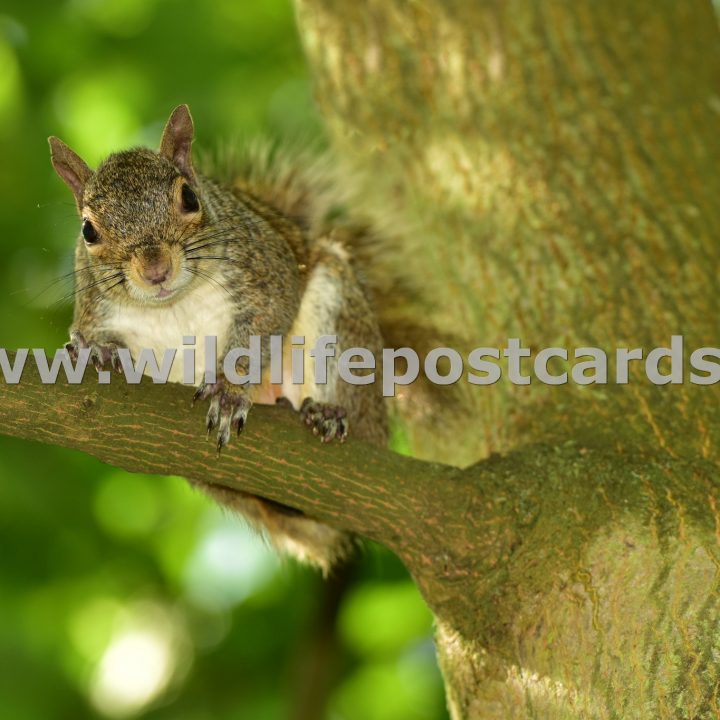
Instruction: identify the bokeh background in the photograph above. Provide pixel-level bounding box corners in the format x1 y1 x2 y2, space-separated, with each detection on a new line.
0 1 448 718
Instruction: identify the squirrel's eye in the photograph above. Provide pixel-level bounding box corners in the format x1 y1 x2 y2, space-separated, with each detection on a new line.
181 183 200 213
82 219 99 244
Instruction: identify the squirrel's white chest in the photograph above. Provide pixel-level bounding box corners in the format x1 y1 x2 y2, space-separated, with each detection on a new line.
104 283 234 385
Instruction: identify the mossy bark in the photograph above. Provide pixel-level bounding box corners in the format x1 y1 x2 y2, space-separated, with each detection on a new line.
294 0 720 462
290 0 720 716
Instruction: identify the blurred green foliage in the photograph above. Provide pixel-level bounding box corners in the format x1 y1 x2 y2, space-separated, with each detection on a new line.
0 1 449 718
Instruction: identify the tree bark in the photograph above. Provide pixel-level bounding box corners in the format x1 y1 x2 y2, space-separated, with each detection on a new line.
289 0 720 717
294 0 720 464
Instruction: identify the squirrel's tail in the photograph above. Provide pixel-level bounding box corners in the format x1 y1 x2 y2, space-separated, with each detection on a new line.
201 137 348 235
189 479 355 575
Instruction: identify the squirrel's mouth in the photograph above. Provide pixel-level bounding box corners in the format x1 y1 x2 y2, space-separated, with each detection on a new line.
127 247 185 302
125 259 197 304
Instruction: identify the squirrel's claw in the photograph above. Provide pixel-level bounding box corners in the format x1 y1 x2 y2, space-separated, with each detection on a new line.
205 395 220 436
66 331 125 374
194 379 251 453
299 398 349 443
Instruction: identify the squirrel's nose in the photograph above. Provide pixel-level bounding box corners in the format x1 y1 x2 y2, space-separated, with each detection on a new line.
142 260 172 286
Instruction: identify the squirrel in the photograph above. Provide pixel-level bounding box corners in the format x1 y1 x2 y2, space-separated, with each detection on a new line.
48 104 388 573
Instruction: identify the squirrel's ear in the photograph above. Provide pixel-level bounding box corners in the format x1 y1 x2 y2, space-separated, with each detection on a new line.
159 104 196 183
48 137 93 212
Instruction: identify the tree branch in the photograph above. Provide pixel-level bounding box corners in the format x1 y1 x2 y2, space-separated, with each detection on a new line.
0 350 490 631
0 351 450 546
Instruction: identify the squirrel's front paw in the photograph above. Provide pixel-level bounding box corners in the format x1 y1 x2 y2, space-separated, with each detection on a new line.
193 378 252 452
65 331 125 373
300 398 348 443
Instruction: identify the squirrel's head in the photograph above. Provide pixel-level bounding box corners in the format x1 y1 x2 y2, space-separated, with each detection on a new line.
49 105 209 305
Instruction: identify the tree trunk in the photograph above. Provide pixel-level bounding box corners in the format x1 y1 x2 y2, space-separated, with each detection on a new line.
291 0 720 717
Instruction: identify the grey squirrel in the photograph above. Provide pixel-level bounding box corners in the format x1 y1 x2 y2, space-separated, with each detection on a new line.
48 104 388 572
